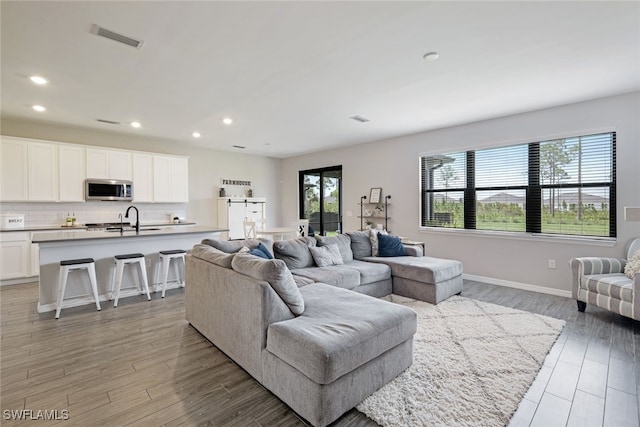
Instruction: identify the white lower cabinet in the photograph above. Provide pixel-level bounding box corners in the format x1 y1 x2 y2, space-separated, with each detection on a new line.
0 232 30 280
0 230 88 282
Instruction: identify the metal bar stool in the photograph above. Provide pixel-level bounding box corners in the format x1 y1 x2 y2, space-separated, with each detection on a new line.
156 249 186 298
111 253 151 307
56 258 101 319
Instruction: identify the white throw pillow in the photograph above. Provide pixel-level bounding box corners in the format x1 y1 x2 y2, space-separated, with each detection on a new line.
309 244 344 267
625 250 640 279
369 228 388 256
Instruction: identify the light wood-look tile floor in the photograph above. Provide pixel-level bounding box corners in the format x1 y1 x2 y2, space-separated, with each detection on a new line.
1 280 638 426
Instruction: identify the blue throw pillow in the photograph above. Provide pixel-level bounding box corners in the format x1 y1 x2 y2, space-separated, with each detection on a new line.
378 233 406 257
249 242 273 259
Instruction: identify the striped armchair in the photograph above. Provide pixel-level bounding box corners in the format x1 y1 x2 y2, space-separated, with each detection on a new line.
571 238 640 320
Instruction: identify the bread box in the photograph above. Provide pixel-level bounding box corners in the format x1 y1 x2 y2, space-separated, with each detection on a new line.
1 213 25 229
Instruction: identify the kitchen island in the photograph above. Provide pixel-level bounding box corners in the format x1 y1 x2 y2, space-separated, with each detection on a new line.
33 225 225 314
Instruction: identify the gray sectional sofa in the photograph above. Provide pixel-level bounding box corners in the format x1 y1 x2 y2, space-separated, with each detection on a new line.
185 231 463 426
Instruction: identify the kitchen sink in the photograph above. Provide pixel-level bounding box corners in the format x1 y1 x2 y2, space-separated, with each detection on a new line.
105 227 162 233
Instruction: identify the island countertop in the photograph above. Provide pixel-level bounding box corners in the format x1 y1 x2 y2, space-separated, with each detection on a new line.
32 225 226 244
1 221 197 233
35 225 225 314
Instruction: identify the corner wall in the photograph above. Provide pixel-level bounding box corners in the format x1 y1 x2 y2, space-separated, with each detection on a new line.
281 92 640 295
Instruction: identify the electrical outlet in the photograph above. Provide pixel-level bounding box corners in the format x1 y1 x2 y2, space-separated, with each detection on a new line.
548 259 557 269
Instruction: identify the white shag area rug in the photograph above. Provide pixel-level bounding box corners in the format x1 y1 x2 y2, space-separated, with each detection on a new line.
357 295 565 427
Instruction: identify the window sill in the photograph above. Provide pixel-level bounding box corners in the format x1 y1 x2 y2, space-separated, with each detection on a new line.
419 226 616 247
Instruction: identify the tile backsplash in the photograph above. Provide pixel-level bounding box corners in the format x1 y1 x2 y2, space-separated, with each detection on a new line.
0 202 187 227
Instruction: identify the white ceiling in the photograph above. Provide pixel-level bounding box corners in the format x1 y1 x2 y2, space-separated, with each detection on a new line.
1 1 639 158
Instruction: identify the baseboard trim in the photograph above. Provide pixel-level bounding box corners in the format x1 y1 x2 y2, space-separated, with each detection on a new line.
1 276 38 286
463 274 572 299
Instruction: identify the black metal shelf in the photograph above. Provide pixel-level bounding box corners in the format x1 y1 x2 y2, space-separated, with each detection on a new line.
359 194 391 231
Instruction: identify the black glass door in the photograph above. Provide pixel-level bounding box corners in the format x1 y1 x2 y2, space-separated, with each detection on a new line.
299 166 342 236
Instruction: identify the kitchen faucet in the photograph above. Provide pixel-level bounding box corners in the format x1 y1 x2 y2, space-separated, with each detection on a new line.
125 205 140 233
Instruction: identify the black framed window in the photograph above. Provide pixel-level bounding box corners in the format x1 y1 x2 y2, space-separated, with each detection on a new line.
420 132 616 238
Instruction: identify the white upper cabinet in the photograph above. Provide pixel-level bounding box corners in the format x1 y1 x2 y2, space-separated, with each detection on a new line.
132 153 153 202
170 157 189 203
86 148 132 180
58 145 86 202
153 155 189 203
0 137 58 202
0 136 188 203
0 137 28 201
28 142 58 201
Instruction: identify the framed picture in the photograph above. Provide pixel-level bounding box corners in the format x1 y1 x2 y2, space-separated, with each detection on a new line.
369 187 382 204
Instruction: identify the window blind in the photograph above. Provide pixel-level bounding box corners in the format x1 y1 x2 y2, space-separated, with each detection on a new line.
420 132 616 238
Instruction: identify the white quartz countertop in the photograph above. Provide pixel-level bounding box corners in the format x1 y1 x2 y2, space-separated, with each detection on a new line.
32 225 225 244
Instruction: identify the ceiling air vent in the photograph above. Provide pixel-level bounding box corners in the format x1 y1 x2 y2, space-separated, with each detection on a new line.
96 119 120 125
349 115 370 123
90 24 143 49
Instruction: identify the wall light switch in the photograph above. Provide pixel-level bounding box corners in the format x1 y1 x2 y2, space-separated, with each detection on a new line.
346 211 352 217
548 259 557 269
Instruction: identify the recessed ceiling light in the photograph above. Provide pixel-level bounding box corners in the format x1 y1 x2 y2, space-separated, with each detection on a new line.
222 117 233 125
131 121 141 128
30 76 48 85
422 52 439 61
32 105 46 112
192 132 201 138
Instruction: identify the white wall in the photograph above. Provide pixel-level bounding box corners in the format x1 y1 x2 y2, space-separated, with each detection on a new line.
3 93 638 295
281 92 640 295
0 118 284 227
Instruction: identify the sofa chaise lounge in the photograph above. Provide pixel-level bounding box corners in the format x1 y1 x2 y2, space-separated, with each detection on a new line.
185 232 463 426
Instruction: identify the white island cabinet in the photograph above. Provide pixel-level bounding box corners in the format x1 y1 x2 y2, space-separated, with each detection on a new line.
33 226 224 313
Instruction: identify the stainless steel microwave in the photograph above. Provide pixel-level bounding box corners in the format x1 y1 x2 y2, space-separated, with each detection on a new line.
85 179 133 201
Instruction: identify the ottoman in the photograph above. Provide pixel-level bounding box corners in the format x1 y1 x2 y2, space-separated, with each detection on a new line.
366 256 463 304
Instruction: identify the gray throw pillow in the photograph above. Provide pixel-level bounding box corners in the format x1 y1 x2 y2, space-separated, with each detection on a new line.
191 244 235 268
315 234 353 263
231 253 305 315
346 230 373 260
272 237 316 269
309 244 344 267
